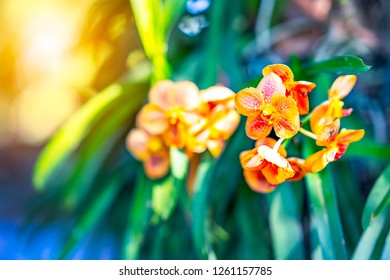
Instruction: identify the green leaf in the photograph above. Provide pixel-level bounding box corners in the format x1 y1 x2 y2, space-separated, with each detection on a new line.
58 172 123 259
33 81 148 192
332 161 364 254
381 231 390 259
362 164 390 229
151 176 181 222
122 172 153 259
266 182 305 259
305 55 371 75
234 186 271 260
192 153 217 259
345 141 390 161
163 0 186 35
303 139 348 259
352 203 390 259
33 84 125 190
149 148 188 222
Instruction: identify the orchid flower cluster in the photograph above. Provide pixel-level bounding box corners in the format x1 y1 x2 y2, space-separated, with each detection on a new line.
126 64 364 193
126 80 240 179
235 64 365 193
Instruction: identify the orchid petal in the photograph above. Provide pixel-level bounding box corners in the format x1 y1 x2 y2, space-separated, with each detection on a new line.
245 115 273 140
235 87 263 116
137 104 167 135
168 81 201 110
271 95 299 139
243 170 277 193
257 73 286 103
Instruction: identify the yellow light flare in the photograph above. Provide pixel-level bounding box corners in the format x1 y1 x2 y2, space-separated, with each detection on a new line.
11 82 80 145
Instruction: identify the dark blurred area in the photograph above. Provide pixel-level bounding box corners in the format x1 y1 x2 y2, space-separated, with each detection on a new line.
1 0 389 259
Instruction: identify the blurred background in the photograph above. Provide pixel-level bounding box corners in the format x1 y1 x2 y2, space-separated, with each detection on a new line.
0 0 389 259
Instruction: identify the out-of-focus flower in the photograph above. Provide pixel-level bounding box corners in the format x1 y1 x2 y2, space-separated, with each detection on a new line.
128 80 241 179
136 80 204 149
262 64 316 115
235 73 300 140
187 86 240 157
305 119 364 173
310 75 356 134
240 137 294 192
287 157 306 181
126 128 170 179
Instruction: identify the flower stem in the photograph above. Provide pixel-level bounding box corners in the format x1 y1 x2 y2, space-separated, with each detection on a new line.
273 138 285 152
299 127 317 140
300 113 312 125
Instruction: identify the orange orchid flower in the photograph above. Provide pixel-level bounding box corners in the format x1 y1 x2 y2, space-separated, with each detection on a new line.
137 80 204 149
263 64 316 115
310 75 356 134
235 73 300 140
287 157 306 181
305 119 365 173
240 138 294 192
126 128 170 179
187 86 240 157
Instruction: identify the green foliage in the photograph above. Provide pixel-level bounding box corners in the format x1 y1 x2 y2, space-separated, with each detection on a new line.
305 55 371 76
29 0 389 260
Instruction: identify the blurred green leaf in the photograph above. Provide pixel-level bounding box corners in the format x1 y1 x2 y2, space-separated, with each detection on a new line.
234 185 271 260
123 172 153 259
362 164 390 229
37 85 147 212
59 171 123 259
352 203 389 259
266 182 305 259
381 231 390 259
332 161 364 255
346 141 390 161
303 139 348 259
33 84 129 190
163 0 186 35
151 176 182 222
305 56 371 75
192 153 217 259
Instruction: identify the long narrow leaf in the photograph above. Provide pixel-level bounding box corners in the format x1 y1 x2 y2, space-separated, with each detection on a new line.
362 164 390 229
303 139 348 259
267 182 305 259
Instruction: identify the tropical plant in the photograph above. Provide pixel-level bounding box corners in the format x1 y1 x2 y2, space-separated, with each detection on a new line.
29 0 389 260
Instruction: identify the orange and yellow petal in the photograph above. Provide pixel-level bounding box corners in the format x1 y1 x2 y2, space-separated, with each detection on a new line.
137 104 167 135
316 119 340 146
304 149 329 173
126 129 150 160
336 128 365 145
287 157 306 181
243 170 277 193
201 86 235 103
235 87 263 116
262 64 294 83
149 80 174 110
186 128 210 154
271 95 300 139
168 81 201 110
245 115 273 140
257 73 286 103
261 162 295 185
329 75 357 100
210 109 240 140
240 147 264 171
310 102 333 134
163 123 187 149
287 81 316 115
144 152 170 179
206 139 225 158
